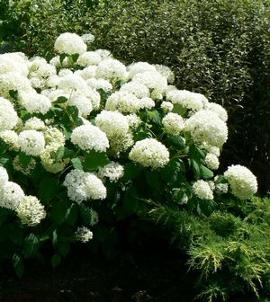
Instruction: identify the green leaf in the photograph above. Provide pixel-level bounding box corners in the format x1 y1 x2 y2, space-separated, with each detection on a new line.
55 146 65 161
51 200 69 225
80 205 99 226
56 241 70 257
146 109 161 125
191 159 201 178
55 96 67 104
12 254 24 277
83 151 110 171
51 254 61 268
200 165 214 179
39 176 59 203
65 204 78 226
71 157 83 170
23 233 39 257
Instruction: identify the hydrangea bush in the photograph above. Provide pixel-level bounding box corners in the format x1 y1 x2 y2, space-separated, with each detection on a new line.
0 33 258 276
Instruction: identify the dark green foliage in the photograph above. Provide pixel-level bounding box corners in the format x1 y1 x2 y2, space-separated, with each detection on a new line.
147 197 270 301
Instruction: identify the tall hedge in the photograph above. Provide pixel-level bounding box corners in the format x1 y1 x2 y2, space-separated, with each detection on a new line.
1 0 270 192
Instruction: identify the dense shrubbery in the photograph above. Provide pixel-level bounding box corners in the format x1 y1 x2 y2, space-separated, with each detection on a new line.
0 32 266 301
2 0 270 192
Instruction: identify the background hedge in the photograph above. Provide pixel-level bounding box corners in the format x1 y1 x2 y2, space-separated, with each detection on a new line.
1 0 270 193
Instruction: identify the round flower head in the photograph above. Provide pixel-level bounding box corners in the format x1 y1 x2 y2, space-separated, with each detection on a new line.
63 170 106 203
154 64 175 84
58 74 88 92
126 114 141 129
162 112 185 135
110 132 134 157
24 117 46 131
106 91 140 113
185 110 228 148
205 153 220 170
224 165 258 200
95 110 129 139
193 180 214 200
206 102 228 122
95 49 112 60
0 130 19 150
120 81 150 98
54 32 87 55
0 181 25 210
138 97 155 110
0 72 32 97
0 97 18 131
18 130 45 156
77 66 97 80
87 78 112 92
215 183 229 195
67 93 93 117
96 58 127 81
40 144 68 174
127 62 156 79
20 91 52 114
77 51 102 66
129 138 170 169
44 127 65 147
75 226 93 243
81 33 95 44
161 101 173 112
0 166 8 186
71 124 109 152
166 89 204 112
16 195 46 226
0 52 28 76
133 71 167 94
98 162 124 182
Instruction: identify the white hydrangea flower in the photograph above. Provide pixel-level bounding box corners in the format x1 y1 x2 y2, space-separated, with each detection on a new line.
133 71 167 94
86 78 112 92
58 73 88 92
77 66 97 80
0 72 32 97
166 89 205 112
18 130 45 156
0 97 18 131
110 132 134 157
67 93 93 117
81 33 95 44
120 81 150 98
0 52 28 76
0 166 8 186
95 49 112 59
95 110 129 139
162 112 185 135
71 124 109 152
54 32 87 55
98 162 124 182
0 130 19 149
75 226 93 243
0 181 25 210
77 51 102 66
129 138 170 169
20 91 52 114
161 101 173 112
24 117 46 131
58 68 73 77
206 102 228 122
16 195 46 226
185 110 228 148
205 153 220 170
154 64 175 84
105 91 140 113
193 180 214 200
63 170 106 203
43 88 68 102
126 114 141 129
224 165 258 200
127 62 156 79
96 58 127 81
44 127 65 147
138 97 155 110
